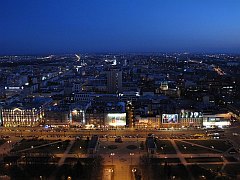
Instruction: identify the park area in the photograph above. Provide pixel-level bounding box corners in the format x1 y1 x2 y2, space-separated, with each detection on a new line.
184 140 233 152
156 140 176 154
175 140 219 154
69 139 88 154
10 139 70 154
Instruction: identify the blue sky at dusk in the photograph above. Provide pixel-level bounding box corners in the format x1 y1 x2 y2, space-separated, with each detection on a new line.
1 0 240 54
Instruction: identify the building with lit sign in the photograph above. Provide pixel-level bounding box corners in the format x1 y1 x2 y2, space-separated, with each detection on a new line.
106 113 126 127
44 106 70 128
134 115 160 129
70 102 91 127
160 114 180 128
2 107 44 127
203 113 231 128
179 110 203 128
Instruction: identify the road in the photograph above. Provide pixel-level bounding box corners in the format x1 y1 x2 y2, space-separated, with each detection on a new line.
0 127 206 137
1 125 239 155
1 125 239 147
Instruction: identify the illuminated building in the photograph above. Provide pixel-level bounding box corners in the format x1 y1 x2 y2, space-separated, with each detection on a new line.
70 108 86 126
126 102 134 128
70 102 91 127
179 110 203 128
44 107 70 128
106 113 126 127
2 107 44 127
85 107 105 128
107 69 122 94
1 97 52 127
203 113 231 128
134 115 160 129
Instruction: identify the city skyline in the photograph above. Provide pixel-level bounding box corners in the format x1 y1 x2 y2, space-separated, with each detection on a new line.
1 0 240 55
0 1 240 179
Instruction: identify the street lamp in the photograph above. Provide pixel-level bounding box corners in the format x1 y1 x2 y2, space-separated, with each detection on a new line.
110 153 115 165
7 140 11 149
130 153 134 165
79 146 82 156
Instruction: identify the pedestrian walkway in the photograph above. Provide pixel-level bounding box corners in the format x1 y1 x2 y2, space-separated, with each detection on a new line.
170 139 195 180
49 140 75 180
58 140 74 166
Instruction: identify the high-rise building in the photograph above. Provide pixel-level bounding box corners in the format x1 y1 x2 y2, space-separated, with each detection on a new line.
107 69 122 94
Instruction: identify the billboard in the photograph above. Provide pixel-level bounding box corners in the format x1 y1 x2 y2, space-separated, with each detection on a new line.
162 114 178 123
203 121 230 127
107 113 126 126
180 111 203 118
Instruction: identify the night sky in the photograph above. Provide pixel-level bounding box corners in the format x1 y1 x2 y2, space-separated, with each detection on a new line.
1 0 240 55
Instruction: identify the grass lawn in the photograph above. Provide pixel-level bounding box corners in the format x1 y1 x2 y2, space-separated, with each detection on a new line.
223 164 240 176
30 140 70 154
150 164 189 180
156 140 176 154
175 141 218 154
0 164 57 180
69 140 88 154
197 164 223 172
185 157 223 163
150 158 181 164
184 140 232 152
57 157 103 179
188 164 217 179
224 156 239 162
11 139 59 152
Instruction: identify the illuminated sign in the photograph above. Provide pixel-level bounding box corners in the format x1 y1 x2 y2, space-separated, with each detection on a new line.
5 86 23 90
180 111 203 118
203 121 230 126
162 114 179 124
107 113 126 126
138 118 148 123
206 117 223 122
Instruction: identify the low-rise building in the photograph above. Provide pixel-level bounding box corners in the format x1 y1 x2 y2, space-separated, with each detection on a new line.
1 97 52 127
134 115 160 129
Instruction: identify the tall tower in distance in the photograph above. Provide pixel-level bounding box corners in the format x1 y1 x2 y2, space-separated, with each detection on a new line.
107 69 122 94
